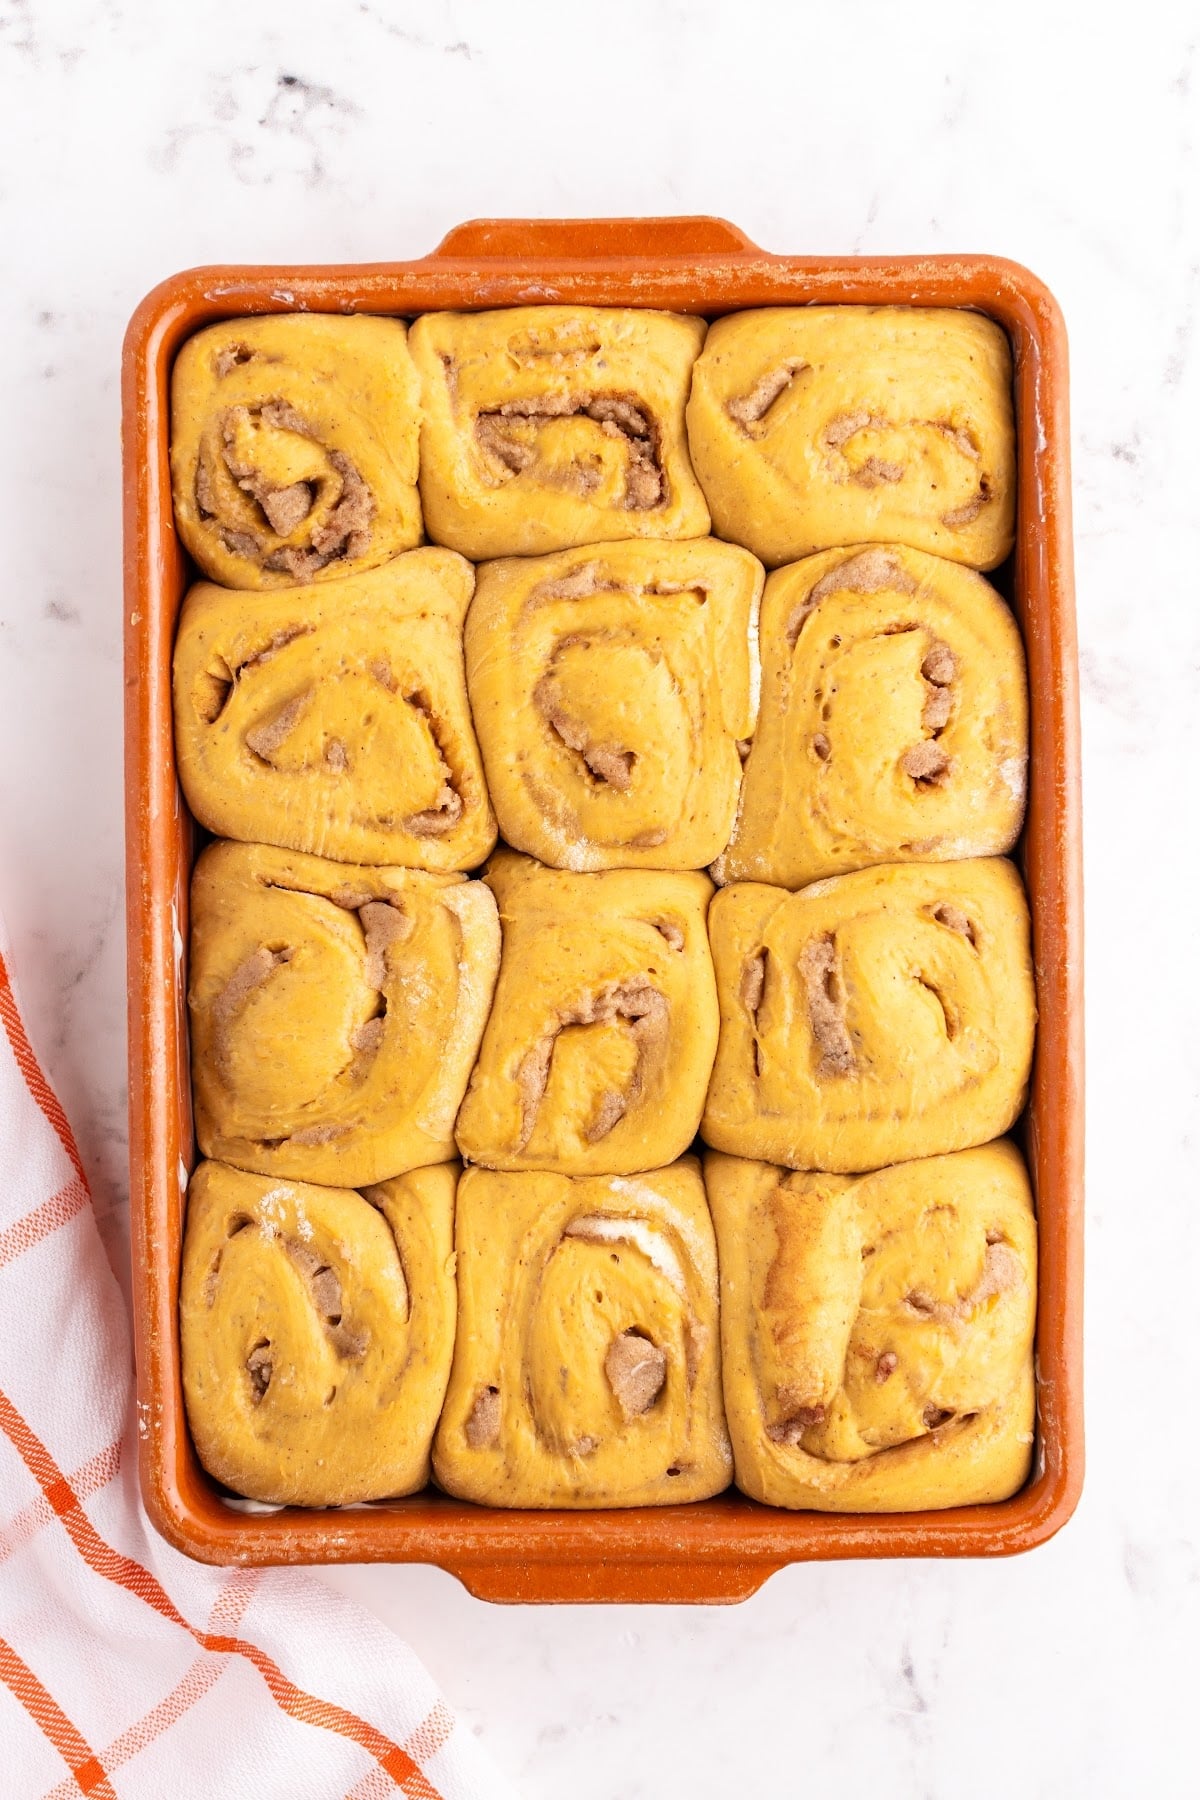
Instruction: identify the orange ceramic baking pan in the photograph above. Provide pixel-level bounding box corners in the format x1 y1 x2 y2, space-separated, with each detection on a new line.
122 217 1083 1603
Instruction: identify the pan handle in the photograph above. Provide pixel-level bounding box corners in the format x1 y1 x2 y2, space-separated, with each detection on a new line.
425 214 761 262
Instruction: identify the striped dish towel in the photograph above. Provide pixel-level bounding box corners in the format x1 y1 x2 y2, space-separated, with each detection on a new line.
0 927 517 1800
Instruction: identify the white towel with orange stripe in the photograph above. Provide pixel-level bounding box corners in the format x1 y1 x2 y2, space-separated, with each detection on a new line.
0 931 517 1800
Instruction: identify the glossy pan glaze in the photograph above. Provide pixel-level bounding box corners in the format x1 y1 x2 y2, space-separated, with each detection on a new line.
123 216 1083 1603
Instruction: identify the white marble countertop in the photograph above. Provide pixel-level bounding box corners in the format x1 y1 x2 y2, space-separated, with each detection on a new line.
1 1 1197 1794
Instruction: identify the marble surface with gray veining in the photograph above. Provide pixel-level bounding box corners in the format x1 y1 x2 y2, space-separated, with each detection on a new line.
0 1 1196 1794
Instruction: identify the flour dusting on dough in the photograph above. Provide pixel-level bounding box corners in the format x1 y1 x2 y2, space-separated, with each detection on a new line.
569 1207 687 1296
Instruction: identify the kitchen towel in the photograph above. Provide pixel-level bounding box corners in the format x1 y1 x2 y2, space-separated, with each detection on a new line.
0 926 516 1800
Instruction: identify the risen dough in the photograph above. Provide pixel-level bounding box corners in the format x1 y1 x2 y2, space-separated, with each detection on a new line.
707 1141 1036 1510
687 305 1015 570
714 544 1027 888
189 841 500 1186
181 1160 456 1506
173 549 496 870
410 306 710 558
702 859 1036 1172
171 313 422 588
433 1158 730 1507
455 851 718 1175
466 536 763 871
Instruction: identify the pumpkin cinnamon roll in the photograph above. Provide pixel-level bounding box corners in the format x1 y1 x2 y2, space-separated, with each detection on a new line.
181 1160 456 1506
173 549 496 870
465 537 763 871
433 1159 730 1507
170 314 422 589
703 860 1035 1172
687 306 1015 570
409 306 710 558
189 842 500 1187
455 852 718 1174
707 1141 1037 1510
715 544 1027 888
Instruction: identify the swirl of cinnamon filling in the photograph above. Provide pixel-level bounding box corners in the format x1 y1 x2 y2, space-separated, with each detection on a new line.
465 537 763 872
174 549 496 871
686 304 1015 570
707 1141 1037 1511
703 859 1036 1173
433 1160 731 1507
714 544 1027 888
170 314 422 590
188 841 500 1187
409 306 710 559
455 852 718 1175
180 1160 456 1506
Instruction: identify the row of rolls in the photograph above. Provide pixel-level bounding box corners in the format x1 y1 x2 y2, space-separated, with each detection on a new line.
185 1143 1036 1514
170 301 1015 586
176 537 1027 887
172 297 1035 1516
189 844 1034 1185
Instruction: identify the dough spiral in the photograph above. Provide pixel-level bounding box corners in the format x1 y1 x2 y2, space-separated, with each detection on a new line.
170 314 422 589
707 1141 1036 1510
181 1160 456 1507
465 536 763 871
433 1159 731 1507
687 305 1015 570
409 306 710 558
715 544 1027 887
702 859 1036 1171
173 549 496 870
188 841 500 1186
455 852 718 1175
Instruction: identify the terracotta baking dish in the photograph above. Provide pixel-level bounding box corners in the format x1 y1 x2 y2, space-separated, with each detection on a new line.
122 216 1084 1603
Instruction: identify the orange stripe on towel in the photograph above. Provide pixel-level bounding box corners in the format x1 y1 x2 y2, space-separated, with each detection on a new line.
0 1174 90 1270
0 1636 118 1797
0 951 87 1183
0 1392 442 1797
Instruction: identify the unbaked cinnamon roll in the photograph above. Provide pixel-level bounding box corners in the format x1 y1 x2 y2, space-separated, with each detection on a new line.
703 859 1035 1172
707 1141 1037 1510
714 544 1027 888
170 314 422 589
687 306 1015 570
181 1160 456 1506
433 1159 730 1507
465 537 763 871
455 851 718 1175
409 307 710 558
173 548 496 870
189 842 500 1187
